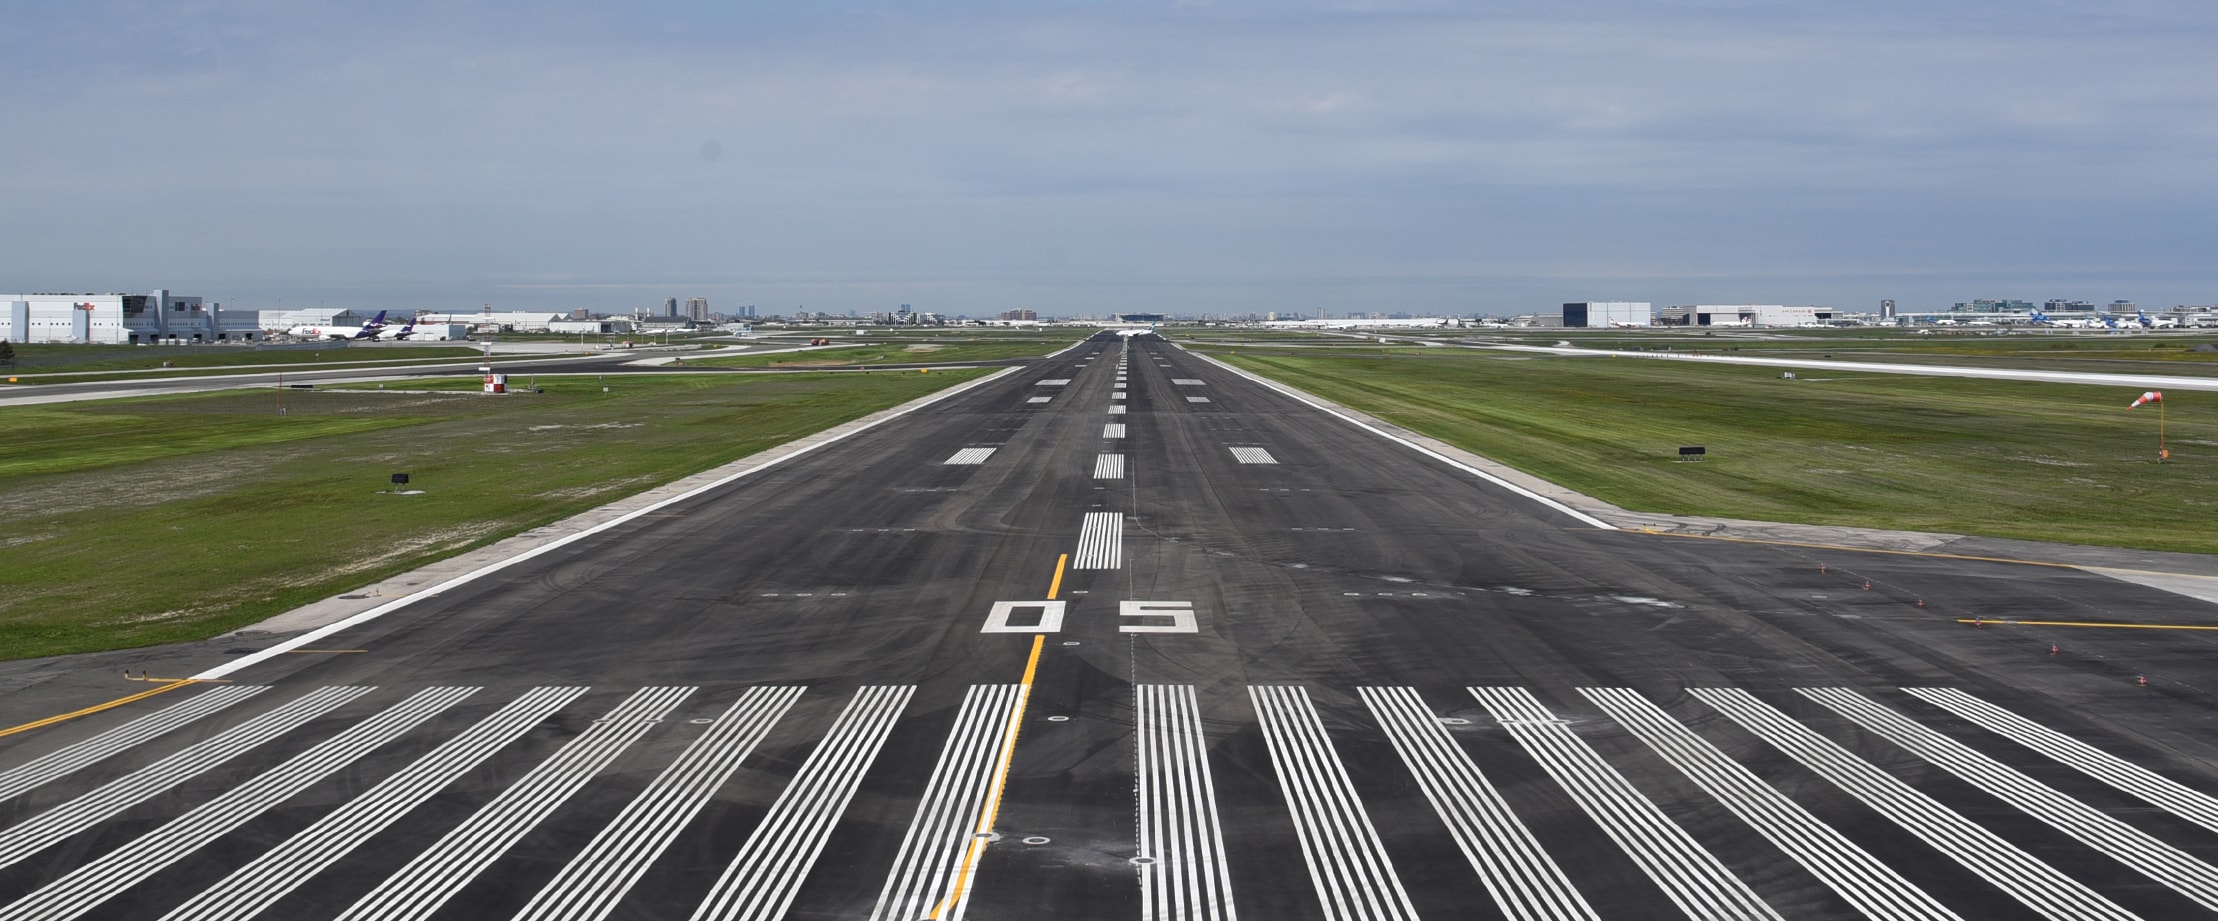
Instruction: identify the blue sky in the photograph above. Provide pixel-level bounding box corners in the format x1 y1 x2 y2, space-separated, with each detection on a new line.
5 1 2215 317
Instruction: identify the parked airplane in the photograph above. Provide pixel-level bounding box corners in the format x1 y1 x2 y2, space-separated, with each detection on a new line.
1607 319 1644 329
375 317 419 340
287 310 388 341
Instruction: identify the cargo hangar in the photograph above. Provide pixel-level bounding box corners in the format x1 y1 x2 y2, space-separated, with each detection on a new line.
4 290 264 344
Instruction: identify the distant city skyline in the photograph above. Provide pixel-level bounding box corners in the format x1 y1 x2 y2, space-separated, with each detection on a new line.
5 2 2213 317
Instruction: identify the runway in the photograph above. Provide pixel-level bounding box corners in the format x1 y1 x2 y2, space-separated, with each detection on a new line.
5 331 2218 920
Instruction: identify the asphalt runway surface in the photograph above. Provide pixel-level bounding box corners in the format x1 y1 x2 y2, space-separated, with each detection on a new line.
6 332 2218 920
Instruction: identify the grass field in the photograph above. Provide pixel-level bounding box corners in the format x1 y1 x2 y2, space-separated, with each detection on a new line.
0 370 987 660
1208 347 2218 553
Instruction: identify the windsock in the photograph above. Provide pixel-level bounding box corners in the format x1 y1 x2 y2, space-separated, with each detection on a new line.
2130 391 2163 409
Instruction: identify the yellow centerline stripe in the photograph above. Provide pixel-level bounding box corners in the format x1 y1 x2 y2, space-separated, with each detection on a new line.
1047 553 1068 600
929 629 1050 918
0 680 197 740
1959 618 2218 632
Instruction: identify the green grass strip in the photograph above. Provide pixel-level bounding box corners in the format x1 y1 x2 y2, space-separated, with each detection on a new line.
0 370 984 660
1214 348 2218 554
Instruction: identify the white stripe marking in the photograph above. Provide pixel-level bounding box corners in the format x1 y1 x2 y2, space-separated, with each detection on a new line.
1138 686 1237 921
1095 454 1126 479
1362 687 1595 921
689 686 914 921
514 687 802 921
156 688 587 921
0 686 371 870
3 688 474 921
1186 396 1211 403
1470 687 1780 921
1074 512 1123 569
1104 424 1126 439
1112 392 1128 400
334 687 696 921
1037 379 1072 386
1580 688 1959 921
1692 688 2138 921
1108 405 1128 415
1229 447 1277 464
1173 379 1205 385
868 684 1025 921
1905 687 2218 835
1802 687 2218 911
1027 396 1051 403
0 686 268 804
1251 686 1418 921
945 447 996 465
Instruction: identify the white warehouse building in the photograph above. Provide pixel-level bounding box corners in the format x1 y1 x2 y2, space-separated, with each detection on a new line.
1692 304 1834 327
1562 302 1651 328
4 290 263 344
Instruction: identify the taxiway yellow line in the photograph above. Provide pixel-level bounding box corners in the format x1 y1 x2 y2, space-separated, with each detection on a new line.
928 632 1049 918
0 680 196 740
1959 618 2218 632
1047 553 1069 600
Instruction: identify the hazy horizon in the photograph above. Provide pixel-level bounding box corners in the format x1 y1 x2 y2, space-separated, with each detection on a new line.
6 2 2215 318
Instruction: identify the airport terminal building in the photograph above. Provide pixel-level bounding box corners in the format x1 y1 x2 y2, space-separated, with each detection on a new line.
4 290 263 344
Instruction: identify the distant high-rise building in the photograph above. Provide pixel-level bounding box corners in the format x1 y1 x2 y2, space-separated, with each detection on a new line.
663 297 679 317
999 308 1037 321
685 297 708 322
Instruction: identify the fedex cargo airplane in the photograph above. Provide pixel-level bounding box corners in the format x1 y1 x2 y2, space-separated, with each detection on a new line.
287 310 388 341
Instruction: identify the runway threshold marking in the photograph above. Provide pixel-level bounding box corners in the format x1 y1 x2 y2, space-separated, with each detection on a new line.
0 680 198 740
924 556 1060 918
925 635 1045 919
1955 618 2218 632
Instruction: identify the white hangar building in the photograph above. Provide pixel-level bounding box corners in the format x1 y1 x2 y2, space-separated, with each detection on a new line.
3 290 264 344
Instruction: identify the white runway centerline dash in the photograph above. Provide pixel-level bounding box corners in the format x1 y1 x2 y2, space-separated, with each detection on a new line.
1074 512 1124 569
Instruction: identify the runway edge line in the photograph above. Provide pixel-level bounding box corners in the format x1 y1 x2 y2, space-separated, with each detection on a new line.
1183 347 1615 530
194 359 1046 681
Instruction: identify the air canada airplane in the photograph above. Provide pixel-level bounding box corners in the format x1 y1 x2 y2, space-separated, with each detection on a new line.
287 310 388 341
